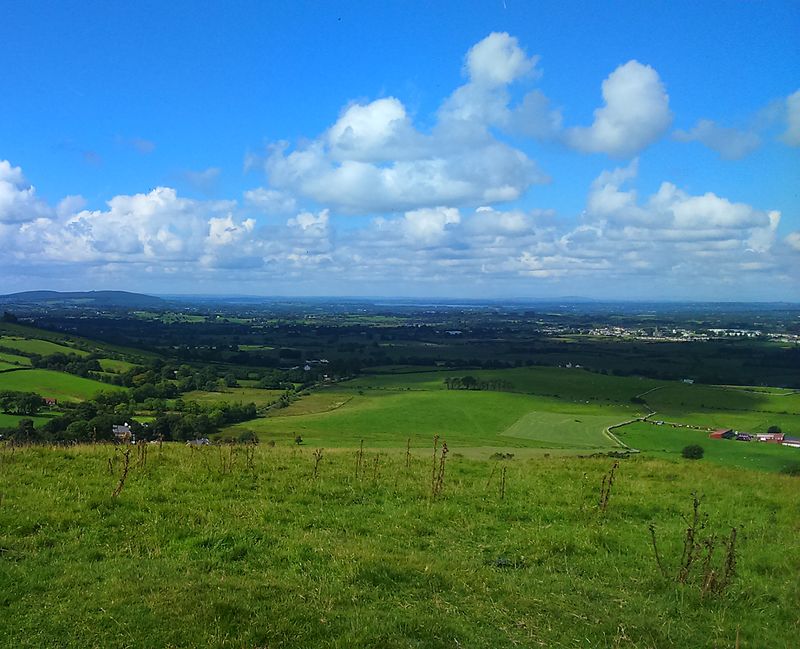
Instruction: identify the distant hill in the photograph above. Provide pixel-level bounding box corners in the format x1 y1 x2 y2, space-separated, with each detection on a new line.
0 290 166 309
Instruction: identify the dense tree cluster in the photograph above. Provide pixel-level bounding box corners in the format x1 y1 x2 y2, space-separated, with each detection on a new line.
443 376 514 391
0 390 43 415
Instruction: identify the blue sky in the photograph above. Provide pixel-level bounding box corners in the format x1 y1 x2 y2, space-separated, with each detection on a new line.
1 1 798 300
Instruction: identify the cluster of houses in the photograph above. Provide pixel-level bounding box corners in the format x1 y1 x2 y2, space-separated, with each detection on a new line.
709 428 800 448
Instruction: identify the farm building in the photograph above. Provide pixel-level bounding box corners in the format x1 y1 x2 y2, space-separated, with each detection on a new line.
735 433 752 442
754 433 784 443
782 436 800 448
43 397 57 407
112 424 132 443
709 428 734 439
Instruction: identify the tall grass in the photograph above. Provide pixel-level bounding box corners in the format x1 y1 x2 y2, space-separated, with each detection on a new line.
0 442 797 648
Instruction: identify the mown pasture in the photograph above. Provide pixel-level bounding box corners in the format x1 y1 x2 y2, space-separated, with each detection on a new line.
0 444 797 648
0 369 122 401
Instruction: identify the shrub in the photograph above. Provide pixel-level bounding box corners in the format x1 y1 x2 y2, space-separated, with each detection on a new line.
780 461 800 477
682 444 704 460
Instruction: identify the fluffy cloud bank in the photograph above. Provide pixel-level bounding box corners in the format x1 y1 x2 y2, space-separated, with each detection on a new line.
0 156 794 298
261 33 549 215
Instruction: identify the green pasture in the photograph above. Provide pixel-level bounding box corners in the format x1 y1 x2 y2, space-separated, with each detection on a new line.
97 358 138 373
238 344 275 351
0 369 122 401
227 388 641 449
0 351 32 366
269 391 355 417
182 387 284 407
646 382 800 415
0 412 55 429
345 366 663 403
643 383 800 433
615 421 799 473
0 322 159 361
0 445 797 648
0 362 19 372
0 336 90 357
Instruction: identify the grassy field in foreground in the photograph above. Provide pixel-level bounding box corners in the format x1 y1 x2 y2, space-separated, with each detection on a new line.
0 369 122 401
0 444 797 648
227 388 638 449
615 421 800 473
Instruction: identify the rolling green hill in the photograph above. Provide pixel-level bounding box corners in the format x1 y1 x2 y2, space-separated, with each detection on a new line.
0 369 122 401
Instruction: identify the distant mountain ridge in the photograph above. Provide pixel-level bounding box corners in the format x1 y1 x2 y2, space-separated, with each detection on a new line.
0 290 166 308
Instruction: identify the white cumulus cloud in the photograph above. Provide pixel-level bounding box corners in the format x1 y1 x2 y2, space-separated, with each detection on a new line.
0 160 51 223
566 60 672 157
259 33 548 215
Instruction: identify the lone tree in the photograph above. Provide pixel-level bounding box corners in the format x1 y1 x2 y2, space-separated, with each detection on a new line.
682 444 704 460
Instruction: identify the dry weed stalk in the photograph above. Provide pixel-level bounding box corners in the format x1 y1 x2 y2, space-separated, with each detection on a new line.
485 461 498 489
372 453 381 483
598 461 619 513
245 444 256 471
500 465 507 500
431 435 440 494
405 437 411 469
136 442 148 469
312 448 323 480
112 448 131 498
649 493 739 596
355 439 364 479
432 441 448 499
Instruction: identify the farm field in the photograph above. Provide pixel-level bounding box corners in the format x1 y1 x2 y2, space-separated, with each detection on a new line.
0 412 55 428
181 387 285 407
615 421 799 473
500 410 626 449
97 358 139 373
0 369 122 401
226 384 641 450
643 383 800 433
0 335 90 357
0 444 797 648
0 322 159 361
0 351 32 366
346 366 663 402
